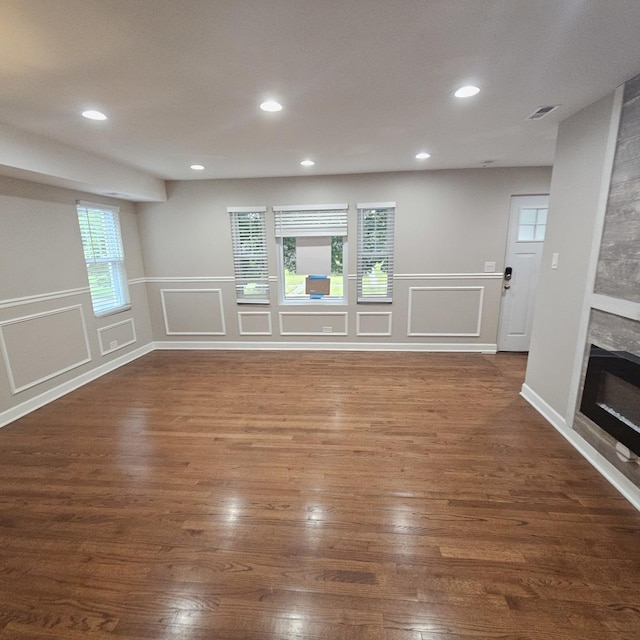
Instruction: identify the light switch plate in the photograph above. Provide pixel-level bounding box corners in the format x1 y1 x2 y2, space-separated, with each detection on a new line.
551 253 559 269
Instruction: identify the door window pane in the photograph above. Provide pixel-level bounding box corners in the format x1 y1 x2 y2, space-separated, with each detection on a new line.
520 209 537 225
518 225 535 241
518 207 548 242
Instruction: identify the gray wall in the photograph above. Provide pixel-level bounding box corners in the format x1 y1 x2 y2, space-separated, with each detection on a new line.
1 166 553 423
0 176 152 420
138 167 551 347
525 92 618 416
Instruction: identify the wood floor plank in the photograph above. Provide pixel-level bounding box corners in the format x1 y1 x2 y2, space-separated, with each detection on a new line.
1 350 639 639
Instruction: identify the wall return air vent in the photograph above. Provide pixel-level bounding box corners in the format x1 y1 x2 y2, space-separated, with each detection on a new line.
527 105 559 120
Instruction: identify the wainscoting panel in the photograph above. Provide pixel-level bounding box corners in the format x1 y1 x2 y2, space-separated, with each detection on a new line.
0 305 91 394
279 312 348 336
160 289 226 335
356 312 392 337
98 318 137 356
238 311 272 336
408 286 484 337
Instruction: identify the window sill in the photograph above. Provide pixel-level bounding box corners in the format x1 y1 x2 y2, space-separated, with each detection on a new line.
95 304 132 319
280 299 347 306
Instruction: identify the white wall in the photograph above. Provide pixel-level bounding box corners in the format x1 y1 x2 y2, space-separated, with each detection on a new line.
137 167 552 349
524 92 619 418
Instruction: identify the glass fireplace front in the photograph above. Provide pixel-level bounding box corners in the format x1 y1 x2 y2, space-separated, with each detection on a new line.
580 345 640 456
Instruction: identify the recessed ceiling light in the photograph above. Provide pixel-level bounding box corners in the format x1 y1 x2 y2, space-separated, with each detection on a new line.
81 110 107 120
300 159 315 167
190 164 205 171
260 100 283 112
415 152 431 160
454 85 480 98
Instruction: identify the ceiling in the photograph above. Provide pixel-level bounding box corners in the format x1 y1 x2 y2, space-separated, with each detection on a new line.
2 0 640 190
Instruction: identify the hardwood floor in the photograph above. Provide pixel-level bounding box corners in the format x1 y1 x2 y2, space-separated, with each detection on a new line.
0 350 639 639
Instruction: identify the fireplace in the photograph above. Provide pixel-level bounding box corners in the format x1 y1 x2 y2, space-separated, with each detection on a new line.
580 345 640 456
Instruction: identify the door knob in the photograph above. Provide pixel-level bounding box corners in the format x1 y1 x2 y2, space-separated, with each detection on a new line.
503 266 512 290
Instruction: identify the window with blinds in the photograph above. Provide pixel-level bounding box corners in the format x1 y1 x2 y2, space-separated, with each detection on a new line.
76 202 130 317
273 204 348 303
357 202 395 303
274 205 348 238
228 207 270 303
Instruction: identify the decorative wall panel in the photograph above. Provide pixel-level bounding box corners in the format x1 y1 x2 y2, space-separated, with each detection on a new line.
161 289 226 335
0 305 91 394
356 312 392 337
279 312 348 336
408 287 483 337
98 318 137 355
238 311 272 336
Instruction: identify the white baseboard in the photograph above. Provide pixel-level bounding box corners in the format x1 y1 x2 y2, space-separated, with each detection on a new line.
521 383 640 512
520 383 569 430
153 340 497 353
0 343 154 429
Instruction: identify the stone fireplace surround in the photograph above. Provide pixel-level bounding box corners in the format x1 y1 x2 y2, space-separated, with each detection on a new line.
574 74 640 488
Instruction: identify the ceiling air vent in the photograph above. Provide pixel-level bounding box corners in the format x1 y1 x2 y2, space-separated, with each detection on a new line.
527 105 559 120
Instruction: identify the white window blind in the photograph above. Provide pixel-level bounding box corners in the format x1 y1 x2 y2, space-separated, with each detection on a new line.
76 201 130 317
274 204 348 237
228 207 270 303
357 202 395 303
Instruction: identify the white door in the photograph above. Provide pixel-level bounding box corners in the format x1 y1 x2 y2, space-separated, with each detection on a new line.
497 195 549 351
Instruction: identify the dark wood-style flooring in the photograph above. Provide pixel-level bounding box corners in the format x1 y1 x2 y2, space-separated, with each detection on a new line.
0 351 639 639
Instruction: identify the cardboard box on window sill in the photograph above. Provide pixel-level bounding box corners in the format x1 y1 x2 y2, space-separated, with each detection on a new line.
305 276 330 296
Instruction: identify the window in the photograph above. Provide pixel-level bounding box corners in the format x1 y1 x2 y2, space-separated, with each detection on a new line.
518 207 547 242
274 204 348 303
76 201 130 317
228 207 270 303
357 202 395 302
